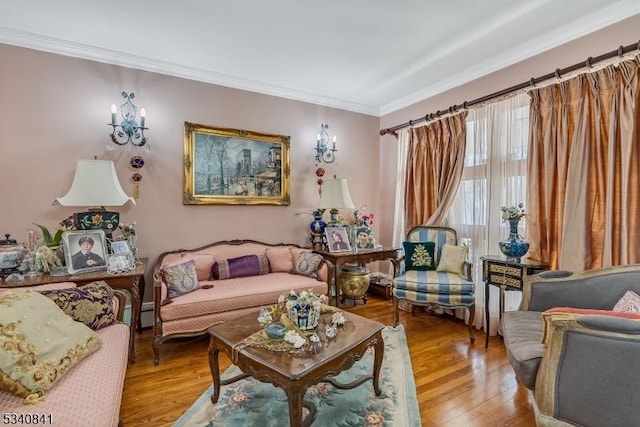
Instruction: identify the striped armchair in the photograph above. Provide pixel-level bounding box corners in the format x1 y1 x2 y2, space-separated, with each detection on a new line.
392 225 475 342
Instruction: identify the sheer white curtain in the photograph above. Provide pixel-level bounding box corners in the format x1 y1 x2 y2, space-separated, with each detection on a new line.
392 130 410 249
448 93 530 335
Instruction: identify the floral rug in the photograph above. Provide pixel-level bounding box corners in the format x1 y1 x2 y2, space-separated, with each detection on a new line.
173 325 420 427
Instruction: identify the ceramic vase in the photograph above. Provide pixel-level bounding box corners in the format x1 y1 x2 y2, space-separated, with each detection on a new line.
287 303 320 330
309 210 326 234
498 219 529 262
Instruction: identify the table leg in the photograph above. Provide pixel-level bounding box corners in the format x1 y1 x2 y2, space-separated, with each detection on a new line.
334 260 344 309
208 342 222 404
136 275 145 333
372 331 384 396
287 385 305 427
484 281 490 349
128 277 140 363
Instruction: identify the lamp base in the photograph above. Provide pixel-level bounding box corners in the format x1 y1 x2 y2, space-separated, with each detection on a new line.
326 208 342 227
74 210 120 242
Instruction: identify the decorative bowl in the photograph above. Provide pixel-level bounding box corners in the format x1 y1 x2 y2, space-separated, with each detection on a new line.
264 322 286 340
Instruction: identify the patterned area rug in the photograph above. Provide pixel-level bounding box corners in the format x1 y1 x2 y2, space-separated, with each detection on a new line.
174 325 420 427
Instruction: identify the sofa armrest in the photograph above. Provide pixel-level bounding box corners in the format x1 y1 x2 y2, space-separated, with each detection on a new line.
534 314 640 426
462 260 473 281
525 264 640 312
112 289 128 322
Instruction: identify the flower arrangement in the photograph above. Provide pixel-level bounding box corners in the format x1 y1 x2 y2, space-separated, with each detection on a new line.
118 221 137 239
258 289 328 331
354 206 374 227
500 202 526 222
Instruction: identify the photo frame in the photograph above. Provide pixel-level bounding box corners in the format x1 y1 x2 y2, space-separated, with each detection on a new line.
325 226 352 253
183 122 291 205
62 230 108 274
111 240 132 256
354 225 375 249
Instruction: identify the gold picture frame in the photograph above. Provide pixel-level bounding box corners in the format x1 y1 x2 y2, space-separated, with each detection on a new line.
183 122 291 205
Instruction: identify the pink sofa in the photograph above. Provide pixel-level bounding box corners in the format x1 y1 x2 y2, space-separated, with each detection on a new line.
0 282 129 427
152 240 329 364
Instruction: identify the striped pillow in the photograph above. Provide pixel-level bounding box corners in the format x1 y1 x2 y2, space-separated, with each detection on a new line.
210 254 270 280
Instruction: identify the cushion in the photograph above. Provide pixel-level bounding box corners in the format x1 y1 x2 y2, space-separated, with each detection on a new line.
210 254 270 280
292 251 324 278
613 290 640 313
403 241 436 271
161 260 199 300
436 244 467 275
265 246 294 273
40 281 117 330
0 290 102 403
162 253 215 281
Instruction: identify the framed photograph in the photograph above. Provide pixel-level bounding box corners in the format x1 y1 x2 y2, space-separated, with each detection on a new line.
107 254 135 273
62 230 108 274
183 122 291 205
354 226 375 249
325 226 352 253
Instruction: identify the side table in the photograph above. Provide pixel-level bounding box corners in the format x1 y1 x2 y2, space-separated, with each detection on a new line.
313 247 401 308
0 258 147 363
481 255 549 348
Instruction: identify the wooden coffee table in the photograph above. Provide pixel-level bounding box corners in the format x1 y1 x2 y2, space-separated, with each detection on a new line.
207 310 384 427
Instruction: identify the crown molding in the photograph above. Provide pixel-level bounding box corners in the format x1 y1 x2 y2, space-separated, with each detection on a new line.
0 27 380 117
379 2 640 116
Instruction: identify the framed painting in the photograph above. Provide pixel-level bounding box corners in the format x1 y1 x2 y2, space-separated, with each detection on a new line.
62 230 108 274
183 122 291 205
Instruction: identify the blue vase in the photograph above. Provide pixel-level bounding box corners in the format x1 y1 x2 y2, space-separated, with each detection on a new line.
498 219 529 262
310 210 326 234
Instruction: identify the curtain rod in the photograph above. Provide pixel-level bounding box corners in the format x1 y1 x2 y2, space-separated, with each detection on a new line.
380 40 640 137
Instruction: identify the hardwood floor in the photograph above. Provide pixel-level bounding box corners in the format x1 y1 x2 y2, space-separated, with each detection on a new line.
121 296 536 426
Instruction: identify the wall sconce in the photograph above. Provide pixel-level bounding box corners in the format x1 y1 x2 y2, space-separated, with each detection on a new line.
314 123 337 164
108 91 148 147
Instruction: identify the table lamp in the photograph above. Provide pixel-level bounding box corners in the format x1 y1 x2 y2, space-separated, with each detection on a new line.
54 159 135 238
318 178 355 226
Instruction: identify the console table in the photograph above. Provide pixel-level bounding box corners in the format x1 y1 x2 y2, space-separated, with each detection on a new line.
0 258 147 363
313 247 401 308
481 255 549 348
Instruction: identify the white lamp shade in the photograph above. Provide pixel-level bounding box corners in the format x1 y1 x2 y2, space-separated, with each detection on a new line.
55 160 135 207
319 178 355 209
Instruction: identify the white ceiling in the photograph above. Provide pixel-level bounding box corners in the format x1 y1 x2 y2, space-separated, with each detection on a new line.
0 1 638 116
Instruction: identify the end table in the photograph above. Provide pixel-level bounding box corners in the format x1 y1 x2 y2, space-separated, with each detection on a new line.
481 255 549 348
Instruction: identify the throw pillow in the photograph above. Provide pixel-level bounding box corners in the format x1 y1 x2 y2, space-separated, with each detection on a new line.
40 281 117 330
292 251 324 278
160 259 199 300
613 290 640 313
0 290 102 403
265 246 294 273
403 241 436 271
210 254 270 280
162 253 214 281
436 244 468 275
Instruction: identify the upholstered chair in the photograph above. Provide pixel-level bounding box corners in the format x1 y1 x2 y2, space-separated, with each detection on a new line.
392 225 475 342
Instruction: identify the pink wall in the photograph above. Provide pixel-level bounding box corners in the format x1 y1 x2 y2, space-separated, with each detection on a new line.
377 14 640 246
2 14 638 301
0 44 380 300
